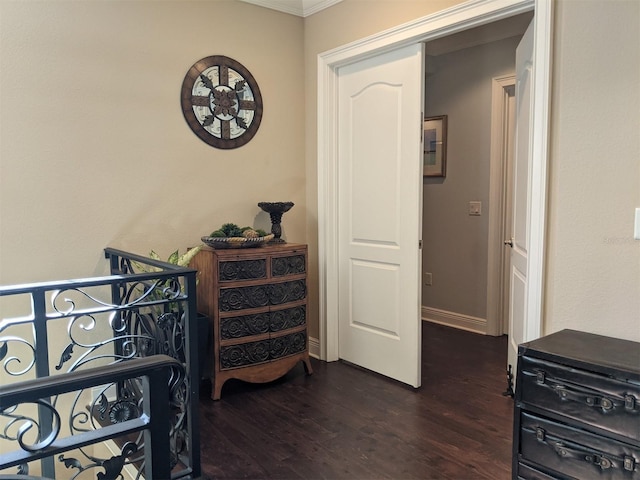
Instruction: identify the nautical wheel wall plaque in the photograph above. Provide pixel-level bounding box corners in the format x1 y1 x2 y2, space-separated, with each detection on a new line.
181 56 263 149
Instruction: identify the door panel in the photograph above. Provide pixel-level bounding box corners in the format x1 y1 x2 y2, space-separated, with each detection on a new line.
337 43 424 388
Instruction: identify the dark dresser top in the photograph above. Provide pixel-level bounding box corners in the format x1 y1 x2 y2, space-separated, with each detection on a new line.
519 329 640 381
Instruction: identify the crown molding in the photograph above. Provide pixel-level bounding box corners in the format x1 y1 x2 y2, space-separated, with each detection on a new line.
239 0 343 17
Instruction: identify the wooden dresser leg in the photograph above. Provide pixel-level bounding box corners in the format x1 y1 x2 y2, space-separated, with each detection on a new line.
211 379 223 401
302 355 313 375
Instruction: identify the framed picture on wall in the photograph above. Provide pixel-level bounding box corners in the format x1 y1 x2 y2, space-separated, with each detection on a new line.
423 115 447 177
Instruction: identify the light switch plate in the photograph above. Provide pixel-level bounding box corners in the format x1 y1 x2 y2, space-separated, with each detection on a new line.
469 201 482 216
634 208 640 240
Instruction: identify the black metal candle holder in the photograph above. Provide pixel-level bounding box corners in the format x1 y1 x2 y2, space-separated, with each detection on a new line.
258 201 294 243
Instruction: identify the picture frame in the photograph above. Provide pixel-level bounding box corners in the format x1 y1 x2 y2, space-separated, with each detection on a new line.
423 115 447 177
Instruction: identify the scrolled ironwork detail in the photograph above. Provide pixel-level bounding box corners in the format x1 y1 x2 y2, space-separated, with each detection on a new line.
0 248 201 479
1 399 62 452
108 401 140 424
0 337 36 377
98 441 138 480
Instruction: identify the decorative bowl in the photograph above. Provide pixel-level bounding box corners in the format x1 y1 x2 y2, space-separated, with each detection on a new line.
201 234 274 249
257 201 294 214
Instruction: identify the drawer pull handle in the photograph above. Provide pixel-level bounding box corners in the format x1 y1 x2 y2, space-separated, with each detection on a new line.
528 426 635 472
529 370 638 414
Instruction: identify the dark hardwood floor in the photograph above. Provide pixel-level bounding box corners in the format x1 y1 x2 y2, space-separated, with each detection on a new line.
198 322 513 480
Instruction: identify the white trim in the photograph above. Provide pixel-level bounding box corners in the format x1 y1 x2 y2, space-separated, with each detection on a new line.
318 0 551 361
302 0 344 17
308 336 320 359
422 307 487 335
487 74 516 336
525 0 552 341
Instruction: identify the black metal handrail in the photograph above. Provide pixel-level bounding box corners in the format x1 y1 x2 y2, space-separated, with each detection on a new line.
0 248 201 479
0 355 181 480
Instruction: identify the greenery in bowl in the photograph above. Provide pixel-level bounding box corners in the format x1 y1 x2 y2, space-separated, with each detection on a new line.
208 223 268 239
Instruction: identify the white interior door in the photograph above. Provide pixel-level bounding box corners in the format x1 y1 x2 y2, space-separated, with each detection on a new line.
507 19 535 373
337 43 424 388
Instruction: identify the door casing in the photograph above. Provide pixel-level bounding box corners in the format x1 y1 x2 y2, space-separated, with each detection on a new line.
487 74 516 336
318 0 553 362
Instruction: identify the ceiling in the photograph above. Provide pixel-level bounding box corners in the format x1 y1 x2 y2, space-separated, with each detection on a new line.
239 0 343 17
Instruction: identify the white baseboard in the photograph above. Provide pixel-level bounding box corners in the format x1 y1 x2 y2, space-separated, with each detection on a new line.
422 306 487 335
309 336 320 359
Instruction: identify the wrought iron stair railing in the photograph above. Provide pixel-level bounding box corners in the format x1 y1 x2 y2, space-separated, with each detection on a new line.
0 355 181 480
0 247 201 479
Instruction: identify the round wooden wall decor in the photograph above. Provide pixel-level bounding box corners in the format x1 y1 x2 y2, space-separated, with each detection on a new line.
180 55 263 149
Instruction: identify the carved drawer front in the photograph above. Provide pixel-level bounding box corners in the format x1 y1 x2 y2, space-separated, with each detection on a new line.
218 258 267 282
220 312 270 340
270 305 306 333
270 331 307 360
271 254 306 277
520 356 640 441
219 285 270 311
269 279 306 306
219 332 307 370
520 412 640 480
219 339 270 369
219 280 306 311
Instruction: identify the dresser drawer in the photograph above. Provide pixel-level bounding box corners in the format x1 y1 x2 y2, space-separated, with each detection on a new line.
516 462 564 480
519 356 640 441
220 338 270 369
520 412 640 480
219 280 306 311
220 312 270 340
219 305 306 340
269 279 306 305
270 305 306 332
271 254 306 277
270 331 307 360
219 284 270 311
219 330 307 369
218 258 267 281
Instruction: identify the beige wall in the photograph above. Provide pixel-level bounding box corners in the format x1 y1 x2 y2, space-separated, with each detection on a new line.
0 0 305 283
2 0 639 345
545 0 639 339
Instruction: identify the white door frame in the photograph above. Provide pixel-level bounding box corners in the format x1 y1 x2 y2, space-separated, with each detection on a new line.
318 0 553 361
487 74 516 336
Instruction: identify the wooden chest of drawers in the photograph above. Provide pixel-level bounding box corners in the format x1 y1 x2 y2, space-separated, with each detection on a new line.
513 330 640 479
191 243 313 400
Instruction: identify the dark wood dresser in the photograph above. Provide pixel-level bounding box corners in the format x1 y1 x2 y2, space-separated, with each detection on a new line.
191 243 313 400
513 329 640 479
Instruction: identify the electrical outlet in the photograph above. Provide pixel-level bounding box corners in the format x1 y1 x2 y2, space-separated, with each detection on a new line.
424 272 432 286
